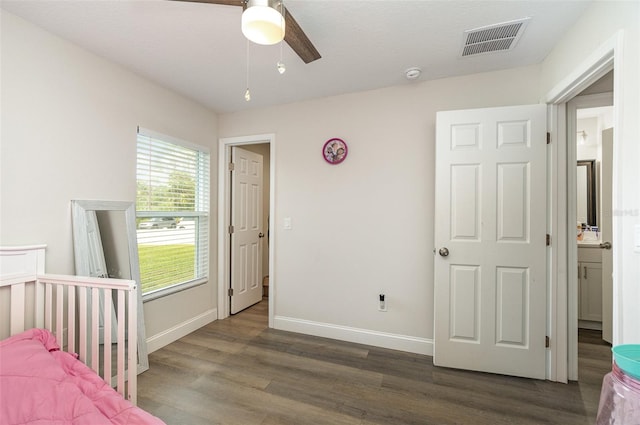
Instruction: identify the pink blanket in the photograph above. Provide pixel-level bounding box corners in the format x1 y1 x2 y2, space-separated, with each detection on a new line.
0 329 165 425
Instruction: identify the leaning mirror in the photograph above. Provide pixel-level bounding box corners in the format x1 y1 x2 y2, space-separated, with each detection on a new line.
71 200 149 374
577 160 597 227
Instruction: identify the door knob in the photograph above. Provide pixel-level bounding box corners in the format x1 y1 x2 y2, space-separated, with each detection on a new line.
599 241 612 250
258 232 265 238
438 247 449 257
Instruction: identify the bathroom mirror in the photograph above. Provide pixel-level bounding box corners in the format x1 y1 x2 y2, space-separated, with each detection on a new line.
71 200 149 374
577 160 597 227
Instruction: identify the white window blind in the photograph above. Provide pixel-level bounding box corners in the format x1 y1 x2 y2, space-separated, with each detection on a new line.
136 128 210 298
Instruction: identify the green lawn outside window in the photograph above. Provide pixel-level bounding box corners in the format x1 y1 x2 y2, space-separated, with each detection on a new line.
138 244 195 293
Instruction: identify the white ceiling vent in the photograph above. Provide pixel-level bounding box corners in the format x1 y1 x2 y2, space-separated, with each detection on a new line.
461 18 530 57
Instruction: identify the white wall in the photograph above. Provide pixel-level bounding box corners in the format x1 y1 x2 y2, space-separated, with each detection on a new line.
220 65 541 353
539 1 640 344
0 11 219 342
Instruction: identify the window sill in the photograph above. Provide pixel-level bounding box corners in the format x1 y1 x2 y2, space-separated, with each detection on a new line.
142 277 209 302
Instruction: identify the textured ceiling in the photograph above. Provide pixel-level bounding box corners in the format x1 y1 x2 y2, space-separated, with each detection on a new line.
1 0 593 113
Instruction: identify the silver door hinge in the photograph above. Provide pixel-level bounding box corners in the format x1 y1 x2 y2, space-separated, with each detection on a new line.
546 234 551 246
228 288 234 296
546 132 551 144
229 162 235 171
545 335 550 348
229 225 234 234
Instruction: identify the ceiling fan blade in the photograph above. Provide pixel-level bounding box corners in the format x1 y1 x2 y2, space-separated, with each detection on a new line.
168 0 321 63
283 6 321 64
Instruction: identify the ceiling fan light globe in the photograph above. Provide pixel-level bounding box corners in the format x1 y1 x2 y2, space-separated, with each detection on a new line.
242 4 285 45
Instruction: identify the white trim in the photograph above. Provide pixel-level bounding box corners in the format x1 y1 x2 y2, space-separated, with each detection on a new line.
0 244 47 252
146 308 217 353
545 29 623 382
137 126 210 153
545 33 617 104
610 34 624 349
142 277 208 302
274 316 433 356
218 134 276 327
546 103 568 382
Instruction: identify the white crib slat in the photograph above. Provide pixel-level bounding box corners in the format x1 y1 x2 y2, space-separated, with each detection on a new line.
67 286 76 353
78 286 87 363
9 282 26 335
117 290 125 396
127 286 137 404
91 287 100 373
44 283 53 331
35 278 44 328
103 289 112 384
55 284 64 343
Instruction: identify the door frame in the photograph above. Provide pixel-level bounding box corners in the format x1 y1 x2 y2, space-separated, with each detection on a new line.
545 30 623 382
217 134 276 326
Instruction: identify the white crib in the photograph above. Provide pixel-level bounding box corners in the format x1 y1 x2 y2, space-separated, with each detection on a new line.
0 245 138 403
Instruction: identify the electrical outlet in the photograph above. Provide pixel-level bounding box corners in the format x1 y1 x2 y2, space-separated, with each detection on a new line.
378 294 387 312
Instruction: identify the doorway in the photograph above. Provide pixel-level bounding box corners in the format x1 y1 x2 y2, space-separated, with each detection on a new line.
568 88 614 381
545 31 622 383
217 134 276 326
230 144 270 314
572 98 614 332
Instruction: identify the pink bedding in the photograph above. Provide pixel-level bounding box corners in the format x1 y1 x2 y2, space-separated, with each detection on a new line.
0 328 165 425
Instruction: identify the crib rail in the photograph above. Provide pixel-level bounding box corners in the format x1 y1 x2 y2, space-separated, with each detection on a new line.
0 273 138 404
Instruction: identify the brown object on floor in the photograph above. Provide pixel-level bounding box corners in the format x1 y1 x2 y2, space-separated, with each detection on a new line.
262 275 269 298
138 302 611 425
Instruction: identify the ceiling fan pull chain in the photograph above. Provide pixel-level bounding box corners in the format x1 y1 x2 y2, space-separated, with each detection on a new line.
277 1 286 74
245 39 251 101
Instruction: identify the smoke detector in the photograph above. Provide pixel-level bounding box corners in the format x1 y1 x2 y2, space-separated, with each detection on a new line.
461 17 530 57
405 67 422 80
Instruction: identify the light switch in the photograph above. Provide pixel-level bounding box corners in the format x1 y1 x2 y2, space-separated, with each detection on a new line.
284 217 292 230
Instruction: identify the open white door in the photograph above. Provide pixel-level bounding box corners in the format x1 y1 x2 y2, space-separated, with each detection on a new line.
601 128 613 343
434 104 547 379
230 146 264 314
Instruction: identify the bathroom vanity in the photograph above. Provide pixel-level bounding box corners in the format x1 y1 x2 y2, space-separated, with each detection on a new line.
578 240 603 329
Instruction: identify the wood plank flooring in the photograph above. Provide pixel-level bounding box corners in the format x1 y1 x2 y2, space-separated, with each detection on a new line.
138 301 611 425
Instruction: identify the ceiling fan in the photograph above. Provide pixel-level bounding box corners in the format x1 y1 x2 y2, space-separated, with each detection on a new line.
169 0 321 64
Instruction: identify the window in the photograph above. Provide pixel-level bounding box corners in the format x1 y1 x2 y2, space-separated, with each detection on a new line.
136 128 210 299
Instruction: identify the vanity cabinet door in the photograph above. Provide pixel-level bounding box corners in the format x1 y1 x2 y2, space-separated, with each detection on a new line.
578 261 603 322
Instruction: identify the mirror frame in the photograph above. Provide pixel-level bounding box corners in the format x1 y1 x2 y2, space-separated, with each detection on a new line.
71 200 149 373
577 159 597 227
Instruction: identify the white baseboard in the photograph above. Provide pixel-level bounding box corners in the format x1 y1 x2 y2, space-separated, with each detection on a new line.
579 320 603 331
274 316 433 356
146 308 217 353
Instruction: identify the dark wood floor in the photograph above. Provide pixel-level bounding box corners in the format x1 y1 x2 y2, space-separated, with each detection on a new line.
138 301 611 425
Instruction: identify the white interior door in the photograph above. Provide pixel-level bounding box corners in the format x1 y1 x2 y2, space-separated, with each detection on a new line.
601 128 613 343
434 104 547 379
230 146 264 314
